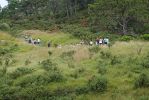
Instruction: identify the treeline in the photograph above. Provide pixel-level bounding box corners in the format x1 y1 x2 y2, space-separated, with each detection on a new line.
0 0 94 19
0 0 149 35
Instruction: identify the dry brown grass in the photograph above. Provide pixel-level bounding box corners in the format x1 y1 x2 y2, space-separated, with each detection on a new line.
73 46 90 62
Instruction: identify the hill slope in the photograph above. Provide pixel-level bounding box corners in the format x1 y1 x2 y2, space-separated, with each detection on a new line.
0 32 149 100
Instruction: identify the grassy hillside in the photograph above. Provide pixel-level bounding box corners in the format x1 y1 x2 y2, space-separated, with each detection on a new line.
0 32 149 100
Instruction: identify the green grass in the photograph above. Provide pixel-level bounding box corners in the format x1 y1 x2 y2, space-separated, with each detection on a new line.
29 31 80 46
0 31 149 100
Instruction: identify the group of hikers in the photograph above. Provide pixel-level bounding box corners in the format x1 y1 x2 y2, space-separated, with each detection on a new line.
23 34 109 47
89 37 110 46
24 35 41 45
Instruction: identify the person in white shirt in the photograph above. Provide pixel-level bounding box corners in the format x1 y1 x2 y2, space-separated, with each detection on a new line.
90 41 93 46
104 37 109 45
37 38 41 44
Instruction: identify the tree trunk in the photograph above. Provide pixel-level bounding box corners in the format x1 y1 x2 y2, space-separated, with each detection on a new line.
121 18 128 35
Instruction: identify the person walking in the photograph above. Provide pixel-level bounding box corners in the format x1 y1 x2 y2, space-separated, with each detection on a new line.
104 37 109 45
99 37 103 45
37 38 41 44
96 38 99 45
48 41 51 48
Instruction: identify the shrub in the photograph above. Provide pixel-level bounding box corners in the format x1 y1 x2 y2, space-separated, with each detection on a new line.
134 73 149 88
75 86 89 95
110 56 121 65
88 76 108 92
138 95 149 100
140 54 149 68
49 71 64 82
9 68 33 79
0 23 10 31
61 24 95 41
70 68 85 79
48 51 52 57
100 51 112 59
120 35 133 41
89 46 101 53
41 59 57 71
15 73 62 87
141 34 149 40
98 66 107 75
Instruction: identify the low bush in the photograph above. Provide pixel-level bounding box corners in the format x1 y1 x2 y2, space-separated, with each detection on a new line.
70 68 85 79
61 24 95 41
41 59 57 71
48 51 52 57
98 66 107 75
120 35 134 41
49 71 64 82
15 71 64 87
141 34 149 40
9 68 33 79
140 54 149 68
100 51 112 59
110 56 121 65
88 76 108 92
75 86 89 95
0 23 10 31
89 46 101 53
134 73 149 88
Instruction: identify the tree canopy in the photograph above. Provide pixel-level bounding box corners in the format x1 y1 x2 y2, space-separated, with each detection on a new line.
0 0 149 34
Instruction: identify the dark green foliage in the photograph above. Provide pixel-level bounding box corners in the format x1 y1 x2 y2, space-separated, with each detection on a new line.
41 59 57 71
15 71 64 87
9 68 33 79
140 54 149 68
70 68 85 79
0 23 10 31
134 73 149 88
0 44 19 56
61 24 95 41
88 76 108 92
89 0 149 34
75 86 89 95
0 48 10 56
141 34 149 40
98 66 107 75
48 51 52 57
49 71 64 82
110 56 121 65
120 35 134 41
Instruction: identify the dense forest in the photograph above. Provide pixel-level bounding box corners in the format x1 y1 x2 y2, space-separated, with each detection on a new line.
0 0 149 35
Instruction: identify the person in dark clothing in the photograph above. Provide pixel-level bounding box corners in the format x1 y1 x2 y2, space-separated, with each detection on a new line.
48 42 51 47
96 38 99 45
28 37 32 44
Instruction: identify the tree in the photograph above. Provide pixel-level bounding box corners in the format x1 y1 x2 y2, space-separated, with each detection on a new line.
89 0 149 34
